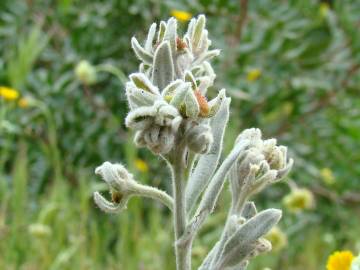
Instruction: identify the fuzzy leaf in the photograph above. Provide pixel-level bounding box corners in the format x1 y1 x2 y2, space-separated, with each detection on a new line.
195 138 250 221
193 15 206 49
185 71 197 89
207 89 226 117
126 82 159 109
164 18 177 52
198 242 220 270
131 37 153 65
185 88 200 118
152 41 174 90
185 97 230 213
170 82 191 109
157 21 166 43
130 73 159 95
145 23 157 52
217 209 282 268
194 49 220 65
240 201 257 219
162 79 183 98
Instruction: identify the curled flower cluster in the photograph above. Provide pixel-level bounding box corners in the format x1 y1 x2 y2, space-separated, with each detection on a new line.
94 162 138 212
125 15 224 154
230 128 294 213
94 161 174 213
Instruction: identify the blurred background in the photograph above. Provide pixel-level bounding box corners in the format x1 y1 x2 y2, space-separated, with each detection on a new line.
0 0 359 269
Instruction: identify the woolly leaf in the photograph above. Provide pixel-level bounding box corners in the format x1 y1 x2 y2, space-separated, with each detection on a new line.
192 15 206 49
152 41 174 90
185 97 230 213
195 139 250 221
157 21 166 43
145 23 157 52
131 37 153 65
130 73 159 95
170 82 191 109
185 88 200 118
164 17 177 52
218 209 282 267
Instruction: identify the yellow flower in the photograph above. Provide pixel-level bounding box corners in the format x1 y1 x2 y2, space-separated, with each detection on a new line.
320 3 330 18
75 60 97 85
320 167 335 185
283 188 314 213
0 86 20 101
246 68 262 82
134 158 149 173
265 226 288 252
327 251 354 270
18 97 29 108
171 10 192 22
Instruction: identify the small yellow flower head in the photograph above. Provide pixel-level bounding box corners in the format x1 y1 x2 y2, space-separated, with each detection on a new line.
171 10 192 22
75 60 97 85
283 188 314 213
320 167 335 185
320 3 330 18
246 68 262 82
134 158 149 173
282 102 294 116
18 97 30 108
265 226 288 252
0 86 20 101
327 251 354 270
28 223 52 238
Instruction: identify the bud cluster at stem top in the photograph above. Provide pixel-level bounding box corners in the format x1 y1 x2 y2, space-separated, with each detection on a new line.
229 128 294 212
125 15 225 154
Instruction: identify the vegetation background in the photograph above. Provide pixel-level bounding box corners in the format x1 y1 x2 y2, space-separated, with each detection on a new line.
0 0 359 269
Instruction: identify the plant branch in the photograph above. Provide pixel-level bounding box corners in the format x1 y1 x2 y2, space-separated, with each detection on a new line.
133 182 174 211
170 145 191 270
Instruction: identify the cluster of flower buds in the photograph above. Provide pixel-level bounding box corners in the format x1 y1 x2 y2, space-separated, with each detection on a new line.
94 162 174 213
93 162 138 213
229 128 294 210
125 15 226 154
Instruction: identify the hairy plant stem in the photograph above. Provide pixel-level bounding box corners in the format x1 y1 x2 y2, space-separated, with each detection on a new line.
132 182 174 211
171 145 191 270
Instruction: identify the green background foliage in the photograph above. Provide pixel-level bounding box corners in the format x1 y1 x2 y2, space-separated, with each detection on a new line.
0 0 359 269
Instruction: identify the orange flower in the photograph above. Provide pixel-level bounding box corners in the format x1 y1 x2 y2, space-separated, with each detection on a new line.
194 90 209 117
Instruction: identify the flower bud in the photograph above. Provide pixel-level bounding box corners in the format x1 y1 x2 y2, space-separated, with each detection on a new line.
185 122 213 154
134 126 175 154
230 128 293 199
75 60 97 85
93 162 137 213
95 162 134 191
